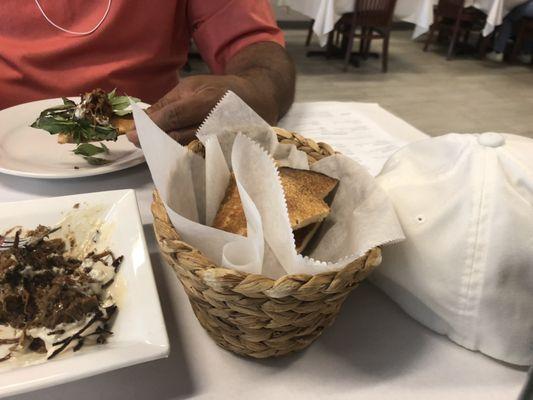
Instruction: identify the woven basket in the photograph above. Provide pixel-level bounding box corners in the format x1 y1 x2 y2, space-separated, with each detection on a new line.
151 128 382 358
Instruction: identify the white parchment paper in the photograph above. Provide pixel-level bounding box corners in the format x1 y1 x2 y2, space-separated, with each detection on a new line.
133 92 404 278
132 104 264 274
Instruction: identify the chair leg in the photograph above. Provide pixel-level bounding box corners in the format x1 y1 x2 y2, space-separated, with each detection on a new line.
437 27 448 44
305 20 314 47
343 23 357 72
463 29 471 45
382 30 390 73
424 24 437 51
511 25 526 62
478 34 492 58
359 27 367 55
447 23 461 60
334 29 339 46
326 30 335 59
363 29 372 58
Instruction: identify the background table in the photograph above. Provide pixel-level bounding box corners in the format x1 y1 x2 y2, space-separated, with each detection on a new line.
278 0 427 46
278 0 528 44
2 103 528 400
407 0 528 39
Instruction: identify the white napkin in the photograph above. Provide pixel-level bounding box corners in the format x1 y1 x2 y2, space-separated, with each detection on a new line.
133 92 404 278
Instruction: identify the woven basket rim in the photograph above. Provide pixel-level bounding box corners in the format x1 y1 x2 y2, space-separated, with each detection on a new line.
151 127 381 283
152 190 381 282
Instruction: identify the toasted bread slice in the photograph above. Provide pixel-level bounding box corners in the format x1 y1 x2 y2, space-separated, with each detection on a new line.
278 167 338 200
57 117 135 144
57 133 74 144
282 174 331 230
213 168 338 237
110 116 135 134
212 176 247 236
293 221 321 254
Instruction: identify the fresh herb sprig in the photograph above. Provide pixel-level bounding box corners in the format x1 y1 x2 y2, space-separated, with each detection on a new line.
107 89 139 116
73 143 111 165
30 90 139 165
31 97 118 143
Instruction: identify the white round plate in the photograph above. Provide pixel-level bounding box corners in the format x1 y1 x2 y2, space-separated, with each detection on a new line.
0 98 146 179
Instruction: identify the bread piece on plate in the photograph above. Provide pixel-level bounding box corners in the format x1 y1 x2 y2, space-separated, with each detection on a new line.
111 117 135 134
57 133 74 144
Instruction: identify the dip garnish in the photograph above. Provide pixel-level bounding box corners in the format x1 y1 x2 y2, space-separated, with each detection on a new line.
0 225 122 361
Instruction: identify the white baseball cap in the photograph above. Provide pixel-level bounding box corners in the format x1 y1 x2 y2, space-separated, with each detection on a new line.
372 133 533 366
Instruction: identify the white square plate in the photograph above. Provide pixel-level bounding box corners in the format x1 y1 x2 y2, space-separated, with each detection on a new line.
0 189 169 398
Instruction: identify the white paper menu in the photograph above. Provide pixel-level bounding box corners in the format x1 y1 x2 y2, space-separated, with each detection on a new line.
278 102 408 176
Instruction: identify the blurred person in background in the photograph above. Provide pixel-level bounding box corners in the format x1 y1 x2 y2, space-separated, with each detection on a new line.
0 0 296 144
487 0 533 63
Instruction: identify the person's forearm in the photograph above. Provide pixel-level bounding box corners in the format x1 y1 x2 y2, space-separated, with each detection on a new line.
224 41 296 124
127 42 295 146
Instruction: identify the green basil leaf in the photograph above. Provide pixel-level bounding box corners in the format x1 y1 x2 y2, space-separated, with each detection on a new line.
73 143 107 157
30 90 136 142
36 104 74 120
62 97 76 106
94 125 118 141
76 119 118 142
107 88 117 100
31 116 77 135
112 109 133 116
84 156 111 165
110 95 140 111
100 142 110 154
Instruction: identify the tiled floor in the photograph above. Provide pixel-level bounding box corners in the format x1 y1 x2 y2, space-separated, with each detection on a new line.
186 28 533 138
287 29 533 138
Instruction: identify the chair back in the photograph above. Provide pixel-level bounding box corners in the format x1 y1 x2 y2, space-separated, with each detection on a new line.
522 16 533 30
354 0 398 27
436 0 466 20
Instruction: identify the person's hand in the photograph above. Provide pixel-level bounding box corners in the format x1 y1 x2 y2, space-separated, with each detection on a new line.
126 42 295 147
126 74 266 146
127 75 231 146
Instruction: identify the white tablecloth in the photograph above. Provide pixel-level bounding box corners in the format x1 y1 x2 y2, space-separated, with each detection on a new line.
1 103 528 400
405 0 528 38
278 0 423 45
278 0 528 43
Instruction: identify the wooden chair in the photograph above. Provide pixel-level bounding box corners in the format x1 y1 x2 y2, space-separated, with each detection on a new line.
338 0 397 72
423 0 486 60
305 20 314 46
511 17 533 63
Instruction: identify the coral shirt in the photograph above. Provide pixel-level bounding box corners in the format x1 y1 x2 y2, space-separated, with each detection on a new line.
0 0 284 109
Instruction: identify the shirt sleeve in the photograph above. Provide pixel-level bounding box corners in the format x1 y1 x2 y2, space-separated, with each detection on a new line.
187 0 285 74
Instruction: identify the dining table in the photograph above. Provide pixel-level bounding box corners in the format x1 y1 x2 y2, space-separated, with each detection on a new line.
1 102 529 400
407 0 529 38
278 0 424 46
278 0 529 44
